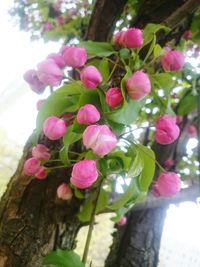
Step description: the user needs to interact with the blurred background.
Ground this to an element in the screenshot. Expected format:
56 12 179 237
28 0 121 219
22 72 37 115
1 1 200 267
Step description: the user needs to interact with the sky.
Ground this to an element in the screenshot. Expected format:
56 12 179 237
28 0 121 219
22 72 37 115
0 0 60 145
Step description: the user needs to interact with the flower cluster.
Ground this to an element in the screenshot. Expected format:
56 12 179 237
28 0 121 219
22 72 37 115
23 25 187 207
23 144 50 179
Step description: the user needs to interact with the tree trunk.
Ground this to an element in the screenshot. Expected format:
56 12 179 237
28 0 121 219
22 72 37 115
105 206 167 267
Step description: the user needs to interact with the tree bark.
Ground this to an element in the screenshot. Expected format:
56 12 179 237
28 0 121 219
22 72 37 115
105 206 167 267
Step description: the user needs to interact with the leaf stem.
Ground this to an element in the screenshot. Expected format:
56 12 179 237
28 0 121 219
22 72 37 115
82 179 103 264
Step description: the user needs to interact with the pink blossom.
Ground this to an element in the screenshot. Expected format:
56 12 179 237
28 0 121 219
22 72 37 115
77 104 100 125
23 157 40 176
152 172 181 197
122 28 143 48
155 115 180 145
35 166 48 180
80 66 103 89
32 144 51 161
47 53 66 68
37 59 63 86
186 125 197 137
43 22 53 32
106 87 123 108
63 47 87 68
164 159 174 169
57 183 73 200
43 116 67 140
161 50 185 72
118 216 127 226
36 99 45 110
113 31 126 46
176 115 183 125
83 125 117 156
23 69 46 94
70 160 98 189
56 16 65 26
126 71 151 100
183 30 192 40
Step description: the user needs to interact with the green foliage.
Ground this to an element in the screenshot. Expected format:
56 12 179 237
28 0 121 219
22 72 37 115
143 23 171 46
78 188 108 222
43 250 85 267
177 93 198 116
107 98 145 125
36 82 82 136
79 41 116 57
60 126 82 165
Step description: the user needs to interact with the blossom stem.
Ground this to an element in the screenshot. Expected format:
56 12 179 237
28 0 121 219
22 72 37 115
82 179 103 264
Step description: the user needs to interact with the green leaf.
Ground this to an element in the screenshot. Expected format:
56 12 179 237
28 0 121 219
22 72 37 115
177 94 197 116
78 188 108 222
108 151 132 173
59 126 82 165
43 250 84 267
119 48 130 59
36 82 82 136
153 44 163 58
79 41 116 57
143 23 171 46
151 73 175 90
96 188 108 213
144 34 156 62
98 58 110 84
78 90 101 109
108 177 141 210
107 98 145 125
137 145 155 191
127 146 144 178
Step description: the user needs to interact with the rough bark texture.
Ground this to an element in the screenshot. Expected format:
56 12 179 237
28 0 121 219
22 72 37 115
105 207 167 267
0 136 82 267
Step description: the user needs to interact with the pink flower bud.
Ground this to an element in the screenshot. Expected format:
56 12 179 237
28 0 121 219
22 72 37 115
126 71 151 100
155 115 180 145
23 157 40 176
43 22 53 32
57 183 73 200
47 53 66 68
43 116 67 140
186 125 197 137
63 47 87 68
77 104 100 125
122 28 143 48
36 99 46 110
118 216 127 226
106 87 123 108
80 66 103 89
152 172 181 197
83 125 117 156
70 160 98 189
35 166 48 180
37 59 63 86
161 50 185 72
32 144 51 161
23 69 46 94
183 30 192 40
176 115 183 125
113 31 126 46
56 16 65 26
164 159 174 169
